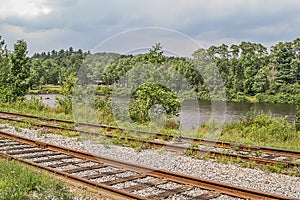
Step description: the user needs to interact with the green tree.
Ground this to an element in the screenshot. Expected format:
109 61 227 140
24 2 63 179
129 83 180 123
0 36 10 100
252 66 269 93
146 43 165 63
2 40 31 101
270 42 295 87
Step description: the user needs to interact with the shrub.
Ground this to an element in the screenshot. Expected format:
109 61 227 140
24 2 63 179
129 83 180 124
296 106 300 131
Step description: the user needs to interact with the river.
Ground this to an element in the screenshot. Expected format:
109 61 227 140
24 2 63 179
26 94 297 129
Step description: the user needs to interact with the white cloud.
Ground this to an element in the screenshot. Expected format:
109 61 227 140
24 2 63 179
0 24 71 53
0 0 52 20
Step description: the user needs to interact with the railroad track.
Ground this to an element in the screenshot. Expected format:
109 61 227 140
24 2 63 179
0 130 295 200
0 111 299 168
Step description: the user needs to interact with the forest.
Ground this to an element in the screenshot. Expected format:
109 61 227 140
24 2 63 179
0 35 300 105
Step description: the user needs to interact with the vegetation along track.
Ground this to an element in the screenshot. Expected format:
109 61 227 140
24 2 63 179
0 111 300 168
0 129 296 200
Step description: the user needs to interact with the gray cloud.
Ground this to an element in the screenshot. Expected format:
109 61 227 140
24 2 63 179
1 0 300 54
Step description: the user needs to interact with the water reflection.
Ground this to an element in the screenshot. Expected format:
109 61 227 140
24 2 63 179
26 94 297 129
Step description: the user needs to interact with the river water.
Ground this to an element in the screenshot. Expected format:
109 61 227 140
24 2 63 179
26 94 297 129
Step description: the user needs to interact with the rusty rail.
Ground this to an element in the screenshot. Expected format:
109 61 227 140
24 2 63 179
0 130 295 200
0 111 299 167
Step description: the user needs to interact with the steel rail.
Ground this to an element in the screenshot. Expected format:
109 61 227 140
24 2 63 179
0 130 295 200
0 111 299 166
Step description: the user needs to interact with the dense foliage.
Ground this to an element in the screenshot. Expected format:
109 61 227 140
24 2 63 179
129 83 180 123
30 47 87 86
0 38 31 101
97 40 300 104
206 40 300 103
0 35 300 105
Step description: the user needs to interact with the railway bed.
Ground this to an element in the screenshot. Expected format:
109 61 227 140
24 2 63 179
0 130 295 200
0 111 299 168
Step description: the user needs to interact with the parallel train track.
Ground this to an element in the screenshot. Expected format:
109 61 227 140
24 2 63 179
0 110 299 168
0 129 295 199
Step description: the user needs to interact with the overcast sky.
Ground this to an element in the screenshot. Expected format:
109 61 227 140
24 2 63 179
1 0 300 55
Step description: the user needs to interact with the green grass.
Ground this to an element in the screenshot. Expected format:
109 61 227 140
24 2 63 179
197 112 300 150
28 84 62 94
0 97 72 121
0 158 74 200
1 96 299 151
221 114 300 150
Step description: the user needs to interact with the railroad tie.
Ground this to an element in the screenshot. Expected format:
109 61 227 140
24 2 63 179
7 148 45 155
21 152 63 160
123 178 169 192
102 174 146 186
82 169 125 180
146 185 193 199
62 163 106 174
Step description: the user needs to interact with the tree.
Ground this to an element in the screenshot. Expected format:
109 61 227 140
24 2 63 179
270 42 295 87
252 67 269 93
0 36 10 100
146 43 165 63
129 83 180 123
2 40 31 101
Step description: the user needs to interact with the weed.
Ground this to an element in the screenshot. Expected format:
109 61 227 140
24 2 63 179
161 134 170 141
129 141 148 152
254 150 263 157
37 131 46 138
211 111 300 150
266 163 284 174
190 143 200 148
0 158 74 199
184 149 196 157
53 129 79 137
0 125 8 129
111 137 125 146
14 126 21 132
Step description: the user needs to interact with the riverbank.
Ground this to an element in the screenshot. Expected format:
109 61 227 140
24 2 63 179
29 84 300 105
0 98 299 150
28 84 62 94
229 92 300 105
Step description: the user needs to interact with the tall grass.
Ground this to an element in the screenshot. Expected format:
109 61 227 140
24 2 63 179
219 111 299 150
0 158 73 200
0 96 72 120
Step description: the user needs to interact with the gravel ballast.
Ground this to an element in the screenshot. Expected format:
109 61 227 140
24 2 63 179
0 124 299 199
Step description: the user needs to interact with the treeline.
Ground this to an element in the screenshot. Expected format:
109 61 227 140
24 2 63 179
95 41 300 104
0 35 300 104
206 40 300 103
30 47 87 85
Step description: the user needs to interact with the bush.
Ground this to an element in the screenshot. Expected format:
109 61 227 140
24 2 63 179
222 111 300 149
94 95 115 125
55 74 75 114
163 118 180 130
26 96 49 111
296 106 300 131
56 95 72 114
96 85 114 95
129 83 180 124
